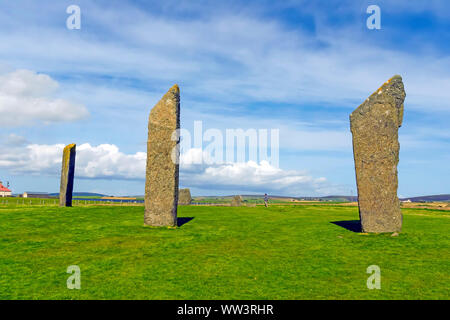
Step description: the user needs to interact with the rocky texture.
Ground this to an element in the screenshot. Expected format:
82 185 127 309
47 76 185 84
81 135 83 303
59 144 76 207
144 85 180 227
350 75 405 233
231 195 244 207
178 188 192 205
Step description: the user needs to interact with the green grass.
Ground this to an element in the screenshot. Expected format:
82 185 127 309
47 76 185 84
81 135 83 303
0 203 448 299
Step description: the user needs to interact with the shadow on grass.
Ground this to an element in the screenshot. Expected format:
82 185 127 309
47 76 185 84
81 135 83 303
331 220 361 233
177 217 195 227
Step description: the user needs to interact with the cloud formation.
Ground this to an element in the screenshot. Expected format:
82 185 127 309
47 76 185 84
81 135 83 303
0 143 337 195
180 148 331 195
1 2 449 113
0 69 89 126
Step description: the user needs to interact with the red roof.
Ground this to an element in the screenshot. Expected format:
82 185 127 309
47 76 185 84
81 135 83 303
0 182 11 192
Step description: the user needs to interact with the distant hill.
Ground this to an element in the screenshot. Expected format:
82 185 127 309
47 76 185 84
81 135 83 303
43 193 449 202
49 192 107 197
239 195 358 201
194 194 449 203
194 194 356 201
400 194 450 202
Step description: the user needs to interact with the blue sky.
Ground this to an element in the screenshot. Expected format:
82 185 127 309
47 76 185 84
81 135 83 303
0 0 448 197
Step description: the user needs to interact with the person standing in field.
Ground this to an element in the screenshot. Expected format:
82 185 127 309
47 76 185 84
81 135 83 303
264 193 269 207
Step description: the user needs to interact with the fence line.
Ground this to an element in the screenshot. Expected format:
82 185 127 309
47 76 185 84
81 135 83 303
0 198 145 207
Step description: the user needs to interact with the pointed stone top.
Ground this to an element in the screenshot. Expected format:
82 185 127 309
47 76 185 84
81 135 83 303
351 75 405 126
374 75 402 94
150 85 180 123
64 143 76 150
169 84 179 94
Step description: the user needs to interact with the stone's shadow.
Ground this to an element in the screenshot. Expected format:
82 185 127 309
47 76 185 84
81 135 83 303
177 217 194 227
331 220 362 233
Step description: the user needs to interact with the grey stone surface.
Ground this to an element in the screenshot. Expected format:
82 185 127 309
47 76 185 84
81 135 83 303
178 188 192 205
350 75 405 233
144 85 180 227
59 143 76 207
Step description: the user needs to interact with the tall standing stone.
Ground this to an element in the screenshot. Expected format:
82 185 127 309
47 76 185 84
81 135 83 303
144 85 180 227
350 75 405 233
59 143 76 207
178 188 192 205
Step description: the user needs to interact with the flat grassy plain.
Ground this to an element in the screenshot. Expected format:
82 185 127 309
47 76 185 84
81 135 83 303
0 202 448 299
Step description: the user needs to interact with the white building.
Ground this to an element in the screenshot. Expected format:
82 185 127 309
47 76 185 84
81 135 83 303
0 181 12 197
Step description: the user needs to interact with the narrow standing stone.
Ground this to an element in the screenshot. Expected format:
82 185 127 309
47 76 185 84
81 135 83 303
59 143 76 207
350 75 405 233
144 85 180 227
178 188 192 205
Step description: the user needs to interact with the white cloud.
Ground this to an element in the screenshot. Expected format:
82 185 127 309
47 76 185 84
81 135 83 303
0 143 145 180
183 159 330 195
75 144 146 180
0 69 89 126
0 144 341 195
179 148 338 195
0 143 64 175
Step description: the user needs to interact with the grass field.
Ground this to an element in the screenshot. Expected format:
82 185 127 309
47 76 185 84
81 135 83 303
0 202 448 299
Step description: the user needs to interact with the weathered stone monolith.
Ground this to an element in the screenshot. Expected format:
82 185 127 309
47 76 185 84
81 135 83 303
178 188 192 205
231 195 243 207
144 85 180 227
350 75 405 233
59 143 76 207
